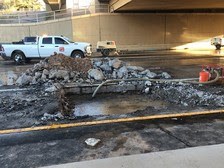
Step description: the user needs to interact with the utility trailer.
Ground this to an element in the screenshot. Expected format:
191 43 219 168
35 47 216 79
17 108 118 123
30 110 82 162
96 40 117 57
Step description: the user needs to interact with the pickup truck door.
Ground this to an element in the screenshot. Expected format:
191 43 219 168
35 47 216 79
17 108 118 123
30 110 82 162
54 37 73 56
38 37 56 57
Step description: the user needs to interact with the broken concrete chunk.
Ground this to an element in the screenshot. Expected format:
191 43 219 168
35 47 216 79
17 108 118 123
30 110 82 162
144 87 150 94
145 81 152 87
100 64 112 73
127 66 144 71
45 85 58 92
41 74 47 81
33 63 43 71
146 71 157 78
130 71 139 78
85 138 101 147
7 71 17 85
16 74 33 86
35 72 42 79
49 69 69 80
111 58 122 69
31 78 38 85
49 69 57 79
117 66 128 79
43 69 49 76
162 72 171 79
70 71 76 79
56 70 69 79
140 69 150 75
112 70 117 79
93 59 102 67
88 69 105 81
41 112 64 121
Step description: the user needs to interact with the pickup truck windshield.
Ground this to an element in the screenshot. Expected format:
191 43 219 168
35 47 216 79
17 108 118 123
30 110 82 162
64 37 74 43
55 37 68 44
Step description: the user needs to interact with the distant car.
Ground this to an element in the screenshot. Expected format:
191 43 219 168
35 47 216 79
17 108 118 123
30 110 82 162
96 40 117 57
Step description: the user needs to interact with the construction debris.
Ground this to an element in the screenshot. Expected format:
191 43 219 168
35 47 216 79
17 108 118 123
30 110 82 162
85 138 101 147
15 53 93 86
1 54 224 129
12 54 171 87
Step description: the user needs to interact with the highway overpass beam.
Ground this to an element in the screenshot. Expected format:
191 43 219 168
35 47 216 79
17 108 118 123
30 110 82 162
109 0 132 12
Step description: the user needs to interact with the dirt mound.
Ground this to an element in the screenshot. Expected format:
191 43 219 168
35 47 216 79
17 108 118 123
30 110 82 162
47 53 92 74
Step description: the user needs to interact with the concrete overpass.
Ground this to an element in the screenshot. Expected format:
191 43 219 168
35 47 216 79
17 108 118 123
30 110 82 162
43 0 224 12
109 0 224 12
1 0 224 51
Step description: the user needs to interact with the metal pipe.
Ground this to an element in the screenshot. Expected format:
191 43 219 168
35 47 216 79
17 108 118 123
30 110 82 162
92 78 197 98
92 70 220 98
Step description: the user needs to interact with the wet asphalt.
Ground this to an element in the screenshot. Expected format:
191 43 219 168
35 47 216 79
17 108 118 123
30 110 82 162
1 49 224 168
1 49 224 79
1 115 224 168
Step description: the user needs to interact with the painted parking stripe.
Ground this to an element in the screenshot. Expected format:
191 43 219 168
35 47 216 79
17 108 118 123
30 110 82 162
0 109 223 135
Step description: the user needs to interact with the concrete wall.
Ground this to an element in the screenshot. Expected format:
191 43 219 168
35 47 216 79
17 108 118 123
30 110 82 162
0 25 30 42
72 13 224 50
72 15 101 47
0 13 224 50
0 18 73 43
29 18 72 38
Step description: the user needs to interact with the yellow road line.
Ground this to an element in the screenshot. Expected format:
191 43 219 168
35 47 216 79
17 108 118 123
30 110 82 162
0 109 224 135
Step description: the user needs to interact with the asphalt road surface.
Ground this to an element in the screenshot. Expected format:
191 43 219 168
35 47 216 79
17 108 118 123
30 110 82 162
1 49 224 79
1 49 224 168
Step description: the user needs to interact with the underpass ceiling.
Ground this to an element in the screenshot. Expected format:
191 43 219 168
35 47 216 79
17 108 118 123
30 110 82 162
112 0 224 12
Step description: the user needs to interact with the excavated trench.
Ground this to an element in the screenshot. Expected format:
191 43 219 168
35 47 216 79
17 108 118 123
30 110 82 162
70 93 168 116
1 54 224 130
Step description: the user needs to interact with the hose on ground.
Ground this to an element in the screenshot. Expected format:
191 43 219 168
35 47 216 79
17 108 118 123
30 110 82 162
92 70 220 98
186 70 220 84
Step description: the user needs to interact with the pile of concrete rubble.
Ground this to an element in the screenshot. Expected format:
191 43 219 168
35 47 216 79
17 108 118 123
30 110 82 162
13 53 171 86
145 82 224 107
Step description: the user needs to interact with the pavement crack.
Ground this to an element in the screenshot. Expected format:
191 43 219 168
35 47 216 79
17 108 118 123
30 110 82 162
157 124 192 147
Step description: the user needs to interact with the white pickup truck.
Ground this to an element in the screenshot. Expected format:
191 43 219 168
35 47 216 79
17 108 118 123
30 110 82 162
0 36 92 63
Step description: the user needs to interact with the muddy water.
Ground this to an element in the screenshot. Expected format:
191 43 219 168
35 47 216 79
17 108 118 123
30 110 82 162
71 94 167 116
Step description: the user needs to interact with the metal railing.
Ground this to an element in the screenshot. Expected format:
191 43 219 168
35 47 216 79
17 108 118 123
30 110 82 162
0 4 109 24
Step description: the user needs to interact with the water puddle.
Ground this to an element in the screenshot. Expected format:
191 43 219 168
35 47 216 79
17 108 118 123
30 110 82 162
69 93 167 116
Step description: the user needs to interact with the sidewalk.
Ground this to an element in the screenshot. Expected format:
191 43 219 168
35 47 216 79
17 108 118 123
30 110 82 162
41 144 224 168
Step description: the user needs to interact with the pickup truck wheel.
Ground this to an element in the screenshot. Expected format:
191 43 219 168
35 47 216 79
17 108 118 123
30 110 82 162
216 44 221 50
101 49 110 57
12 52 26 64
71 51 84 58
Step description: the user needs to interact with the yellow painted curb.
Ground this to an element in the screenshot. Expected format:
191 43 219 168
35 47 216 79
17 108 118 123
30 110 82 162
0 109 224 135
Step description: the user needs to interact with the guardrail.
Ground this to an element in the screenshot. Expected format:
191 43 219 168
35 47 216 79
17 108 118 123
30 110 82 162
0 4 109 24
